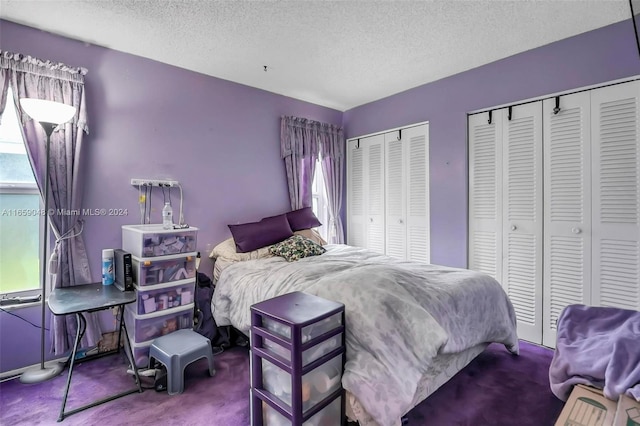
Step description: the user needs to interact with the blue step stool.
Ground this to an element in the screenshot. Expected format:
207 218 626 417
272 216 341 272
149 329 215 395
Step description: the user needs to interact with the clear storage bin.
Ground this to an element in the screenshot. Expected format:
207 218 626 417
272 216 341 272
262 312 342 343
122 224 198 258
261 354 343 412
134 279 195 315
261 397 341 426
261 333 342 367
124 303 194 343
132 253 197 287
127 338 154 368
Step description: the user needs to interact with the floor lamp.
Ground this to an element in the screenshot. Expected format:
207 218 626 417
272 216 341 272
19 98 76 384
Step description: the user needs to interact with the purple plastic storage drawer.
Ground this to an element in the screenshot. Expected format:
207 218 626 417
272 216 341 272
260 353 343 412
261 312 342 343
124 303 194 343
134 279 195 315
261 397 341 426
261 333 342 367
132 253 197 287
122 224 198 258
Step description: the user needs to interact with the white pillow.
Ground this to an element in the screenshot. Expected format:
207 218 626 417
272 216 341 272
209 237 274 261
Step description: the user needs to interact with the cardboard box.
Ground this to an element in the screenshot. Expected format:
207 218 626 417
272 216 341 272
555 384 640 426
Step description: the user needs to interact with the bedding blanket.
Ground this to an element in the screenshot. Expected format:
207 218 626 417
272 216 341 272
212 244 519 426
549 304 640 402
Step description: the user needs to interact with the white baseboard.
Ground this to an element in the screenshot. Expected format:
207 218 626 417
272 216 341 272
0 357 67 382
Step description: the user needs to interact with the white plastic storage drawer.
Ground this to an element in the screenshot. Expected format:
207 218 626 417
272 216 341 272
124 303 194 343
260 333 342 367
262 312 342 343
128 338 154 368
134 279 195 315
261 354 343 413
122 224 198 258
261 397 341 426
132 252 197 287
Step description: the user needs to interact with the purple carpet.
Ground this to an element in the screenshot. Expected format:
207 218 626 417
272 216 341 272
0 341 563 425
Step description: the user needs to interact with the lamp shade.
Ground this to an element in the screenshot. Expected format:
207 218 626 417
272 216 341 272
20 98 76 125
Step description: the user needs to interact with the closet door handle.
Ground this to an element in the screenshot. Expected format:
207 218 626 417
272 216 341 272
399 219 404 224
511 225 517 231
572 227 582 234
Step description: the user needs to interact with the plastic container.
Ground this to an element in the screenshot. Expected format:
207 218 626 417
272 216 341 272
261 354 343 412
260 333 342 367
261 395 342 426
131 252 197 287
262 312 342 343
122 224 198 258
124 303 194 343
127 338 154 368
133 279 195 315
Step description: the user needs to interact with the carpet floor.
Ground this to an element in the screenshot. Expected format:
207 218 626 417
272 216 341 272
0 340 564 425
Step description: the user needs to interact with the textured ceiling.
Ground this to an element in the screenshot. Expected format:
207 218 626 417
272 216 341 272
0 0 633 111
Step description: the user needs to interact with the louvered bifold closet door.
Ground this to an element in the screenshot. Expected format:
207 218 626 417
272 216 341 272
502 103 543 344
405 124 430 263
385 130 406 259
347 138 367 248
542 92 591 348
366 134 386 254
468 111 503 281
591 80 640 311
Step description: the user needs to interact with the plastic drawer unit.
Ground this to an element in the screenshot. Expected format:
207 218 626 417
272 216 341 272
128 338 155 368
131 252 197 287
124 303 194 343
122 224 198 258
250 291 346 426
133 279 195 315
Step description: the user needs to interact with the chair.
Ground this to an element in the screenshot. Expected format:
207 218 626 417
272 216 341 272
148 329 215 395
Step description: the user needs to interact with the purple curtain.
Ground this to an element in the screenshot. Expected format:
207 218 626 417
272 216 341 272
0 51 101 355
280 116 319 209
318 124 345 244
280 116 344 243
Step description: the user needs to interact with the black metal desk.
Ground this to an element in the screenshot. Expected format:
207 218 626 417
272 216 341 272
48 282 142 422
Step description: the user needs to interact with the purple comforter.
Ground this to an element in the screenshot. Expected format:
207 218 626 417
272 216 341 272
549 304 640 402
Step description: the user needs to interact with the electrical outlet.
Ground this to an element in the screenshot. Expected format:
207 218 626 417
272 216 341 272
131 178 179 187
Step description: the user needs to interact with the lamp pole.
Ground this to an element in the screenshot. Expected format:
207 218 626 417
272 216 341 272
19 121 65 383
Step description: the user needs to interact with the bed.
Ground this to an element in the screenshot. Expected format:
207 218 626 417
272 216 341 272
210 241 519 426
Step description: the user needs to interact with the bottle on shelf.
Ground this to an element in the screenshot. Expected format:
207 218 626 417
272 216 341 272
162 202 173 230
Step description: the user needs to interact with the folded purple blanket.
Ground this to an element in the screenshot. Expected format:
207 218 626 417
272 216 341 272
549 304 640 402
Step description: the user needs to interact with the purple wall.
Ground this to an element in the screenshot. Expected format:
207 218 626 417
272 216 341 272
343 19 640 268
0 20 341 373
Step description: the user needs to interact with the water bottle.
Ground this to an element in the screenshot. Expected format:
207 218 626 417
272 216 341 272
102 249 114 285
162 202 173 229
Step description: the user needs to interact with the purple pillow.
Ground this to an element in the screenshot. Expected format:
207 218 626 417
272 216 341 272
228 214 293 253
286 207 322 231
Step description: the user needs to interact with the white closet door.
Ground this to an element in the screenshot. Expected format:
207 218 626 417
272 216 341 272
468 112 503 281
347 138 366 248
405 124 430 263
591 80 640 311
366 134 386 254
542 92 591 348
385 130 406 259
502 103 543 344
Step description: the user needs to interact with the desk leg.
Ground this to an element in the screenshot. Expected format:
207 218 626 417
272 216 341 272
57 312 85 422
119 305 142 392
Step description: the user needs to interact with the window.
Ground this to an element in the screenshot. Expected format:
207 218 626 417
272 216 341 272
311 159 329 241
0 88 41 298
